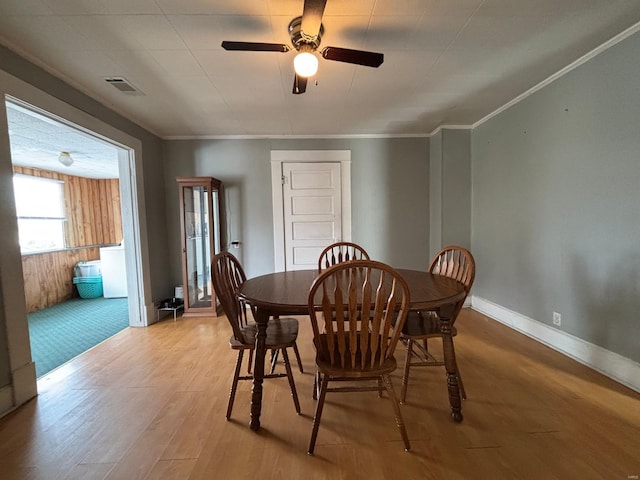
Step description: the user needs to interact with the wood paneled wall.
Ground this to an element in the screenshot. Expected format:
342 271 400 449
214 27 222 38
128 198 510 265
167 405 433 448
13 166 122 247
14 166 123 312
22 247 101 312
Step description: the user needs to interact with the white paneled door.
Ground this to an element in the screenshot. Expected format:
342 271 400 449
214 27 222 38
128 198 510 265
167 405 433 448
282 162 342 270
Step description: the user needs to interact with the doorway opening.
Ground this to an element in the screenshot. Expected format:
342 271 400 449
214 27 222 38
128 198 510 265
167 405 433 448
5 98 140 379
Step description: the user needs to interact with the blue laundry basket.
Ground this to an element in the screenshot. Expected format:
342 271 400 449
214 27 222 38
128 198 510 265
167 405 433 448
73 276 103 298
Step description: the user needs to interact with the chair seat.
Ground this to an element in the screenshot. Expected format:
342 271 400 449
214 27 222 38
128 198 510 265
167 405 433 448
230 317 299 350
401 311 458 338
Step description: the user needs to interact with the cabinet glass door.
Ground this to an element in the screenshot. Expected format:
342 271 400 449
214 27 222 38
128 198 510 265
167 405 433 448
178 176 221 317
182 185 212 309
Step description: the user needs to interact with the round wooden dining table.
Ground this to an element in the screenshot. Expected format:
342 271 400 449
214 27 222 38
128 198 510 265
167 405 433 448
238 268 466 431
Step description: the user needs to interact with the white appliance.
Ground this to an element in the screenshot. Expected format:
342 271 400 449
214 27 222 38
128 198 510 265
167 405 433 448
100 245 127 298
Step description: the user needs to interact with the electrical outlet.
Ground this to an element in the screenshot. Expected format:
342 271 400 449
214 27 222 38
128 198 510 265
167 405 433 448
553 312 562 326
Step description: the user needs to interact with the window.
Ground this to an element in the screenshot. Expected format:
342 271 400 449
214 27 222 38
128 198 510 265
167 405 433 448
13 175 67 253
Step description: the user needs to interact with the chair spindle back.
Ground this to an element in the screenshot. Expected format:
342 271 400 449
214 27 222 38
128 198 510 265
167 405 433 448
308 260 410 370
428 246 476 320
318 242 370 271
211 251 252 343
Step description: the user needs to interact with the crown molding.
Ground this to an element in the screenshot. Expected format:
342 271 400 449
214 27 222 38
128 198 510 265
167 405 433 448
472 20 640 129
162 133 430 140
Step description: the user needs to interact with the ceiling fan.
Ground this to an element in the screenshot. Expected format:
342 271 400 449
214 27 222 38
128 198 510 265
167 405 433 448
221 0 384 94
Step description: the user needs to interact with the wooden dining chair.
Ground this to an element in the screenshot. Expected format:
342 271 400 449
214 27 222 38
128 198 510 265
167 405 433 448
317 241 371 331
317 241 370 271
211 251 301 420
307 260 412 455
400 246 475 403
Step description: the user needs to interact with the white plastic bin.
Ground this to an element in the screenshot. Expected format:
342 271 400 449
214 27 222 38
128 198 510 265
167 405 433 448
74 260 102 277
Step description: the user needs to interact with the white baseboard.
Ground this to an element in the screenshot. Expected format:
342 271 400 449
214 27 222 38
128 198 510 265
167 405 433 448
144 302 158 326
0 385 13 418
471 296 640 393
0 361 38 419
12 361 38 406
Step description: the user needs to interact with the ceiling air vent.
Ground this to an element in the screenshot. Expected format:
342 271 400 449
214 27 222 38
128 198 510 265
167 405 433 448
104 77 144 95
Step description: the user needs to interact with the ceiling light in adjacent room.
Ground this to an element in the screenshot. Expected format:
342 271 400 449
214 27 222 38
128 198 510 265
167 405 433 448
58 151 73 167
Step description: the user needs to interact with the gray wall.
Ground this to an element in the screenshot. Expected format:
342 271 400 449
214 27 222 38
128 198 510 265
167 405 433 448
163 137 430 280
0 276 8 387
441 130 471 249
471 31 640 362
430 129 472 258
429 131 443 257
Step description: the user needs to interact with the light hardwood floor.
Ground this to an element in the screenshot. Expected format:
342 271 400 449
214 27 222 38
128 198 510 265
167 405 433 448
0 309 638 479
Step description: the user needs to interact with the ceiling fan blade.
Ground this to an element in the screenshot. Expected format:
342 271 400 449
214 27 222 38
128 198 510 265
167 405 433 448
292 74 308 95
301 0 327 38
321 47 384 67
221 41 289 52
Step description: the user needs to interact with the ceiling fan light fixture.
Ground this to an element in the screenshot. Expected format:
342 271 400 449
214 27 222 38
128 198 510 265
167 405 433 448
294 52 318 77
58 151 73 167
221 1 383 94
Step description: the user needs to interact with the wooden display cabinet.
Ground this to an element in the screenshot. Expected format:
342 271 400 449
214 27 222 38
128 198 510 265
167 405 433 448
177 176 223 317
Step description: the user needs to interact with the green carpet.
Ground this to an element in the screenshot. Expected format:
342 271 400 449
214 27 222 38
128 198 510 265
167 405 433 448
28 297 129 378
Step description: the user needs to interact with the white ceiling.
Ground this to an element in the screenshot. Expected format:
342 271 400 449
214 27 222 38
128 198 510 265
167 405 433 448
6 102 120 179
1 0 640 141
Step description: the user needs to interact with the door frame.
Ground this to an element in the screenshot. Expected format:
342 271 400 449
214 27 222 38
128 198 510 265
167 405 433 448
271 150 352 272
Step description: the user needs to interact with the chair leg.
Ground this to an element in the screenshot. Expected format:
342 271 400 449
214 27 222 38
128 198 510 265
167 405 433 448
293 341 304 373
247 350 253 374
312 372 318 400
400 339 413 404
271 345 303 374
312 371 322 400
308 372 330 455
281 348 300 414
270 349 279 375
226 350 244 420
382 374 411 452
457 368 467 400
